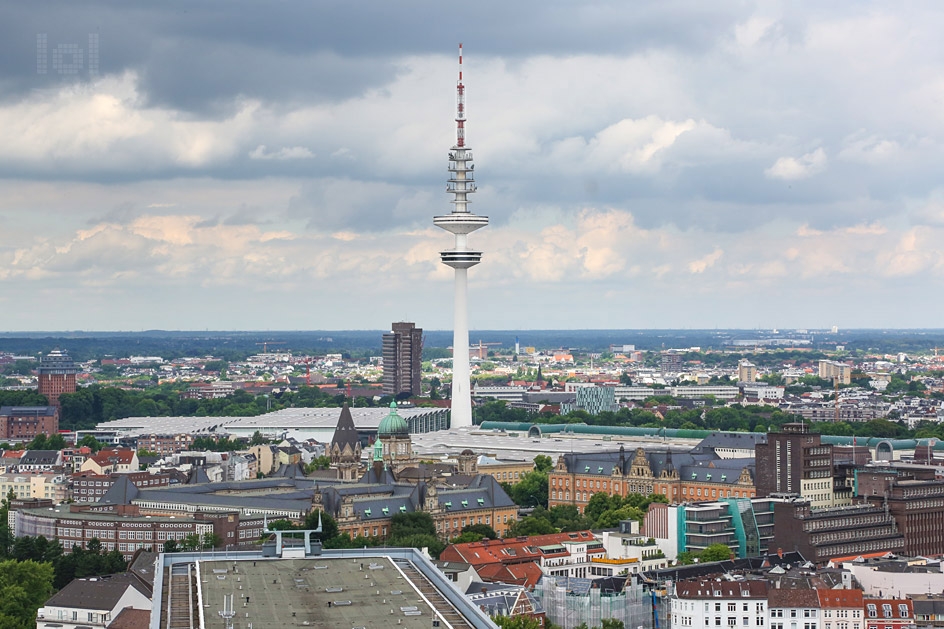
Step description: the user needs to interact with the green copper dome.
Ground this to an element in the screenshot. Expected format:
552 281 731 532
377 401 409 437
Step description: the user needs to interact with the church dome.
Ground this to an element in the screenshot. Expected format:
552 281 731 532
378 401 409 437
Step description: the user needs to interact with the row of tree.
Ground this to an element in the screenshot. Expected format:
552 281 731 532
504 493 669 538
266 510 454 558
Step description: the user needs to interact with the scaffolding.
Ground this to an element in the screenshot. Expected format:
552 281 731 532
534 576 671 629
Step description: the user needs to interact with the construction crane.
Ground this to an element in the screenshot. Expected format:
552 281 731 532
471 340 501 360
255 341 285 354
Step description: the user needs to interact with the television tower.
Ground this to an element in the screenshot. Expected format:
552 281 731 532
434 44 488 429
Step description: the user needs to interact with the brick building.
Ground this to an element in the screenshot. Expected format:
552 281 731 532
857 470 944 557
134 433 194 456
755 423 836 508
548 445 755 513
772 500 905 563
37 349 78 407
0 406 59 440
314 473 519 541
16 503 266 558
71 471 172 503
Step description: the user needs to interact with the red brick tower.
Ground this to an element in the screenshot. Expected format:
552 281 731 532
37 348 78 407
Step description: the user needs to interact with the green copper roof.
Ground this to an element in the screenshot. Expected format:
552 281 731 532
372 438 383 462
377 401 409 437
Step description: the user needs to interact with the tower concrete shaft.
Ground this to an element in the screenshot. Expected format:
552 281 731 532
433 44 488 429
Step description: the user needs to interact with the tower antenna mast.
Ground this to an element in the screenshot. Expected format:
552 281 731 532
456 43 465 148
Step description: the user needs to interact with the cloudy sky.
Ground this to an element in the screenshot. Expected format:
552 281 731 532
1 1 943 331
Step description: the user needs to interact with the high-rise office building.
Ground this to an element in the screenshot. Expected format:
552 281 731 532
755 423 834 508
382 322 423 397
37 348 77 407
819 359 851 384
738 359 757 383
433 44 488 429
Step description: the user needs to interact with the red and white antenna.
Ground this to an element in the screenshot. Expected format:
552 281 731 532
456 43 465 148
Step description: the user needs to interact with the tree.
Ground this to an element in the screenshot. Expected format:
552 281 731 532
494 615 544 629
533 455 553 473
675 551 698 565
180 534 201 551
506 471 548 508
77 434 104 453
450 531 485 544
505 515 556 538
700 543 733 563
387 533 445 559
601 619 625 629
202 532 222 549
250 431 267 446
461 523 498 540
390 512 436 538
0 559 55 628
304 456 331 474
26 434 46 450
162 539 178 553
303 509 339 542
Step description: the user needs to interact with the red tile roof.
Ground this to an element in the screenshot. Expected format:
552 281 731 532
818 589 864 608
864 599 913 620
440 530 599 566
89 448 135 466
477 562 544 588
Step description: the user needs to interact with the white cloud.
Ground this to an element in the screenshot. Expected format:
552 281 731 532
765 148 827 180
688 249 723 274
249 145 314 160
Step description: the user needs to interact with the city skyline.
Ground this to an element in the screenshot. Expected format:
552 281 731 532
1 3 944 330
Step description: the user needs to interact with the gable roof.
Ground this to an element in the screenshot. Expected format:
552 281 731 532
90 449 135 466
675 579 768 599
769 588 821 608
817 589 864 608
43 574 149 611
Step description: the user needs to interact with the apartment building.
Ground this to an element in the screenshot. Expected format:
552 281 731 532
134 433 195 456
672 579 769 629
643 497 787 560
0 473 68 503
820 360 852 385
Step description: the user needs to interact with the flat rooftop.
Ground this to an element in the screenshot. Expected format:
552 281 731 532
198 556 441 629
95 406 445 437
409 427 697 460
